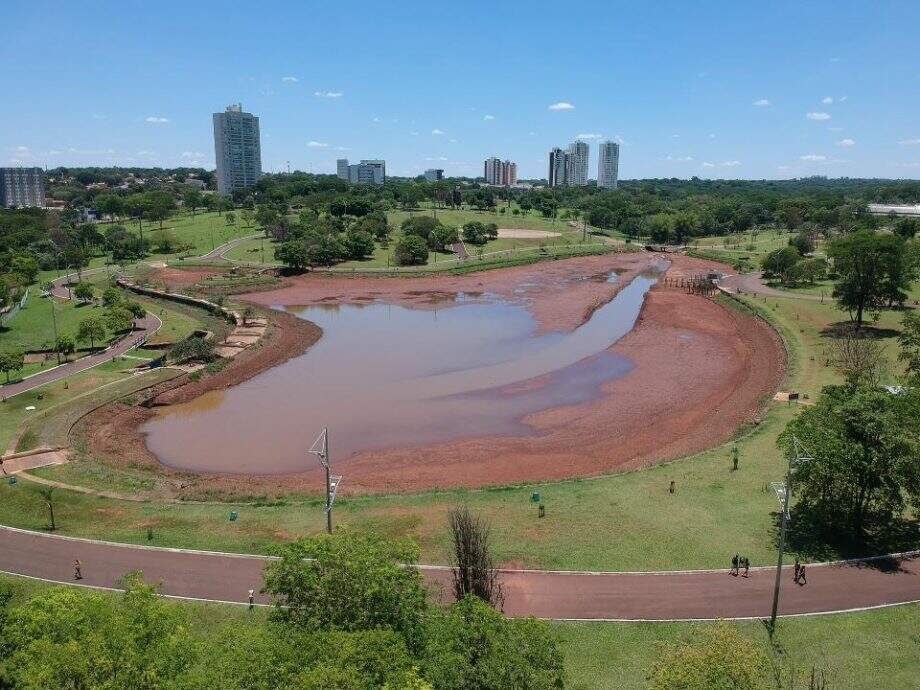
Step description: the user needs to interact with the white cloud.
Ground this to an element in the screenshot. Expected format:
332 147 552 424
708 133 716 139
828 126 844 132
425 156 448 161
701 162 716 168
722 160 741 167
806 112 831 121
431 128 444 135
836 138 855 147
181 151 205 159
777 165 792 171
839 96 848 102
145 116 169 123
91 113 107 120
896 162 920 168
282 76 298 82
15 145 29 153
548 101 575 111
576 133 604 140
313 90 343 99
752 99 771 107
483 114 495 121
665 155 694 162
410 131 419 136
800 154 827 161
821 96 833 104
899 138 920 146
306 141 328 148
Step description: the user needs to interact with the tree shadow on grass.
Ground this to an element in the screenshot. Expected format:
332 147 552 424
769 506 920 571
820 321 900 339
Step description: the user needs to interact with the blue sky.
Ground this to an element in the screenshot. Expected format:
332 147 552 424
2 1 919 180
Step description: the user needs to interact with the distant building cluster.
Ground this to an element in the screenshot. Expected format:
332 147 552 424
0 167 45 208
483 157 517 186
337 158 386 185
548 140 618 188
548 141 588 187
424 168 444 182
213 104 262 196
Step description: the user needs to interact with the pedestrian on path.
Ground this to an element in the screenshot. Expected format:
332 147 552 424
798 565 807 585
73 559 82 580
731 553 739 576
742 556 750 578
248 589 255 610
793 558 801 583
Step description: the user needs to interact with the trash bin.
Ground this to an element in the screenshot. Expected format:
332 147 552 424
229 510 238 522
531 492 541 503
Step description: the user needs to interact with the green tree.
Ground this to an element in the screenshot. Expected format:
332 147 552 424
647 623 771 690
104 305 136 333
95 193 125 220
77 314 107 350
789 231 815 255
429 225 459 252
263 530 429 653
305 233 345 267
461 222 489 245
10 254 39 285
183 189 204 216
761 246 801 284
894 217 918 240
424 596 565 690
240 209 255 228
0 350 25 383
55 334 76 361
394 234 429 266
828 230 911 328
101 286 122 307
169 336 215 363
225 211 236 225
72 281 95 303
275 240 309 271
898 310 920 380
402 216 440 242
343 229 376 260
778 383 920 541
124 300 146 319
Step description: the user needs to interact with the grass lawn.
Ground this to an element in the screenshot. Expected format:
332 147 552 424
0 572 916 689
0 290 118 353
120 211 256 260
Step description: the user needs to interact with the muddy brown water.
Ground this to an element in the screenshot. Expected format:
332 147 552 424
142 271 660 475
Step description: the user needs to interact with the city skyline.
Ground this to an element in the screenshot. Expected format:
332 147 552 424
2 2 920 180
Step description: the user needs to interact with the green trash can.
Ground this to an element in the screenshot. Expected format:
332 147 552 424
229 510 239 522
531 492 541 503
8 476 17 486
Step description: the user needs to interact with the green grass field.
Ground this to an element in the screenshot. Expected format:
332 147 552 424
0 572 916 690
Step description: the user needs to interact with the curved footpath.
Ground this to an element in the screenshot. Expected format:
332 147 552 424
1 526 917 621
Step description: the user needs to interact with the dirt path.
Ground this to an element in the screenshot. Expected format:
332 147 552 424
1 525 917 620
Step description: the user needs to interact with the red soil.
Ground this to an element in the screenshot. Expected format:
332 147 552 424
147 266 220 291
79 252 786 499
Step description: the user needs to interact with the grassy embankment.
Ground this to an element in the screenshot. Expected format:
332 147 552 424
0 572 916 690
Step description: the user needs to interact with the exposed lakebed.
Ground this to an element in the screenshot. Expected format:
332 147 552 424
142 270 660 474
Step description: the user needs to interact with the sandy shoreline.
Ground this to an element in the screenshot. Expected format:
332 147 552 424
76 252 785 499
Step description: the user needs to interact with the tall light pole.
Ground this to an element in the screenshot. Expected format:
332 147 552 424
308 427 342 534
768 435 812 632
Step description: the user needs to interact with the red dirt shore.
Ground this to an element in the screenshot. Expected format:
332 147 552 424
78 252 785 498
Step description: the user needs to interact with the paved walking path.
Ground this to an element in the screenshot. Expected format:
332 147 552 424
0 313 161 399
1 526 917 620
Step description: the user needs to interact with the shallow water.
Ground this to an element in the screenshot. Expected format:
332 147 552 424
142 271 659 474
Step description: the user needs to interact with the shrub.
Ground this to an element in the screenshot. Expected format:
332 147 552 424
168 336 215 364
394 235 429 266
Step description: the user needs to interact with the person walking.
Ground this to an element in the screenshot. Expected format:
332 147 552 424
793 557 801 583
73 559 82 581
742 556 750 578
248 589 255 610
731 553 739 576
798 564 807 585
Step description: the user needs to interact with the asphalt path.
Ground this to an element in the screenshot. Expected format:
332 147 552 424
1 526 917 621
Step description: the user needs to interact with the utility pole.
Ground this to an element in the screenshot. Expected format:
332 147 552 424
49 292 60 364
308 427 342 534
769 435 812 632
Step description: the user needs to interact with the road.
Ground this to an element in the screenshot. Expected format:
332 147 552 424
1 526 917 620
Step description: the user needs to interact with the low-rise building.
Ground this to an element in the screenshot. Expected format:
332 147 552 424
425 168 444 182
337 158 386 185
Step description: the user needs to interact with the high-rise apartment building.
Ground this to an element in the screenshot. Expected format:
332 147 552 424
338 159 386 185
424 168 444 182
567 141 589 186
483 157 517 186
0 167 45 207
213 104 262 196
548 141 590 187
597 141 620 189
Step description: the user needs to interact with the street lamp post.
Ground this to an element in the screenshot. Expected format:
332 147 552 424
768 435 812 632
308 427 342 534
